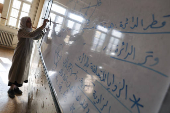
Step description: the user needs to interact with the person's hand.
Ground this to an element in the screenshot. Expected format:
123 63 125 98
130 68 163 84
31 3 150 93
40 19 49 30
43 19 49 27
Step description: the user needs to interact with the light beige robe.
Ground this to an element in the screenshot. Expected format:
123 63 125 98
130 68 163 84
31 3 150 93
8 28 43 86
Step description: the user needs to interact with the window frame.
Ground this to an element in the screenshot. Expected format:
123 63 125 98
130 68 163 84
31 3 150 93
49 9 67 32
66 12 84 35
47 3 67 38
7 0 33 28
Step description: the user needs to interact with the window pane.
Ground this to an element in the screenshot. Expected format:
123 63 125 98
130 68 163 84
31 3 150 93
107 43 112 49
95 31 101 38
74 23 81 31
10 8 19 18
49 23 54 30
49 13 56 21
55 16 64 32
93 38 99 44
112 30 122 38
12 0 21 9
113 38 119 45
49 23 61 33
72 23 81 35
55 25 62 32
20 12 28 19
48 30 52 38
98 40 104 45
8 17 17 27
100 33 106 40
72 31 78 35
68 13 84 23
0 0 4 4
91 44 97 51
97 25 108 33
51 4 66 15
67 20 74 29
22 3 30 13
56 16 64 24
110 37 115 43
111 45 117 50
25 0 33 2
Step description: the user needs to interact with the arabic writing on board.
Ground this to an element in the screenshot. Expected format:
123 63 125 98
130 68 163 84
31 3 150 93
43 0 170 113
83 14 170 34
52 43 157 113
51 36 169 112
67 0 170 34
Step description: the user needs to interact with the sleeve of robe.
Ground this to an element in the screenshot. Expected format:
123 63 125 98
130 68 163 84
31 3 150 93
18 27 43 39
33 32 44 40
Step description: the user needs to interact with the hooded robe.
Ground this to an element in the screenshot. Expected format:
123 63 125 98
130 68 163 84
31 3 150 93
8 16 43 87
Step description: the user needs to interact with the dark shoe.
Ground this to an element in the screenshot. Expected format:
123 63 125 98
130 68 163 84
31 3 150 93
14 87 22 95
7 89 15 99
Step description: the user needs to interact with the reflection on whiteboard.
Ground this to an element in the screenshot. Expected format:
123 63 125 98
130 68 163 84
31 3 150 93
39 0 170 113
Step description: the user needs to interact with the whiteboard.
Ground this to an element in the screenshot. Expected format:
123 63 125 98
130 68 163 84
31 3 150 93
39 0 170 112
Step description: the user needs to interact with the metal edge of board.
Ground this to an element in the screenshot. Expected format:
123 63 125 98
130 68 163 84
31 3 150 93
36 39 63 113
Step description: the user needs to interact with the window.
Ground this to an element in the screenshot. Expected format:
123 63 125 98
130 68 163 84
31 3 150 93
68 13 84 23
48 3 84 38
48 4 66 37
91 25 107 52
97 25 108 33
0 0 4 4
66 12 83 35
112 30 122 38
106 37 119 55
91 31 106 52
66 19 81 35
51 4 66 15
106 30 122 55
8 0 32 28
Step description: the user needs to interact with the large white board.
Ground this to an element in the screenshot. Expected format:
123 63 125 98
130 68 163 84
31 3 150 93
39 0 170 112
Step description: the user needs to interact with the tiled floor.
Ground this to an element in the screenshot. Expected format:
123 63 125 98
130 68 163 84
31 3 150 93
0 46 29 113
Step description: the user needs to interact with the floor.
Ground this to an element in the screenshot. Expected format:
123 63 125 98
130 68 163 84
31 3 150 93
0 45 57 113
0 46 29 113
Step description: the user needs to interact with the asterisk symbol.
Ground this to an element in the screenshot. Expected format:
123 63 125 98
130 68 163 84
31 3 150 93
129 94 144 113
